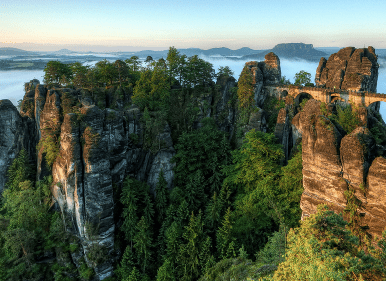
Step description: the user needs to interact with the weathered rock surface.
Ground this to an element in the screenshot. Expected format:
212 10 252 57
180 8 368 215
0 84 177 280
340 127 375 201
260 52 281 86
214 75 237 139
274 107 292 162
366 157 386 236
244 52 281 108
296 100 386 237
315 46 379 92
0 99 37 193
296 100 346 218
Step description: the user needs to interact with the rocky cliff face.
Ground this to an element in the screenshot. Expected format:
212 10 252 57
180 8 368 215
315 46 379 92
294 99 386 238
244 52 281 108
0 84 177 280
0 73 239 279
0 99 37 193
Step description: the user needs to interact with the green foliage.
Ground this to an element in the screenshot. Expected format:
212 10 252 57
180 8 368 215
263 95 286 132
37 117 61 168
177 211 211 281
134 216 153 273
200 256 275 281
293 70 311 86
217 66 234 78
172 118 231 212
0 151 65 280
216 208 236 259
132 67 170 111
273 205 385 280
222 130 284 256
155 171 169 224
330 103 362 134
141 108 168 153
156 259 176 281
44 61 72 86
279 76 291 85
277 145 303 228
255 227 286 266
79 261 94 280
237 66 255 125
5 149 34 192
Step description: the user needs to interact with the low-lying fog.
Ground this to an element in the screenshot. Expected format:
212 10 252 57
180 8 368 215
1 57 385 121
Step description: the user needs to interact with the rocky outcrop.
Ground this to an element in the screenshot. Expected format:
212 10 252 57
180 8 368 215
296 100 386 238
367 157 386 236
214 75 237 139
274 107 292 162
260 52 281 86
244 53 281 108
295 100 347 218
0 99 37 193
0 83 177 280
315 46 379 92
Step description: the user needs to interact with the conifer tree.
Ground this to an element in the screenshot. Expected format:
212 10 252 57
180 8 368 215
155 170 169 224
121 178 139 249
134 216 153 274
126 266 141 281
177 211 210 281
117 246 136 279
156 259 176 281
216 208 236 259
5 148 33 192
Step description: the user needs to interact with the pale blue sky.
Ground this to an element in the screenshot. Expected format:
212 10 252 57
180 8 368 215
1 0 386 51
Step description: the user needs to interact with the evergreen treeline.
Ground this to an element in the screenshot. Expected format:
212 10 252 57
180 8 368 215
1 47 385 280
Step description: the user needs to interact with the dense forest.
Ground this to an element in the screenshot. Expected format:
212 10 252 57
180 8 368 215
1 47 386 280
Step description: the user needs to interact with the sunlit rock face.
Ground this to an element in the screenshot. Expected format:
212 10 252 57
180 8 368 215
260 52 281 86
295 100 386 238
315 46 378 92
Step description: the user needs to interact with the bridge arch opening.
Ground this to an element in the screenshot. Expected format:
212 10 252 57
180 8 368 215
331 96 345 103
280 90 288 100
294 92 313 109
368 101 386 148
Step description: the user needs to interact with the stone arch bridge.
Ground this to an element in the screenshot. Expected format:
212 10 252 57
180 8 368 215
265 85 386 107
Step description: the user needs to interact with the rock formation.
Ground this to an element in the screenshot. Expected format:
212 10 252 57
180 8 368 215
0 99 37 193
0 73 240 279
295 99 386 238
0 81 178 279
315 46 379 92
244 53 281 108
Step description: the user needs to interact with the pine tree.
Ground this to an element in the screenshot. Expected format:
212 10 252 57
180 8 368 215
126 266 140 281
121 178 139 249
155 170 169 224
177 211 210 281
117 246 136 279
5 148 33 192
133 216 153 274
216 208 236 259
156 259 176 281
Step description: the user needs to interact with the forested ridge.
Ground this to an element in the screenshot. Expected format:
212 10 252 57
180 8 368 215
1 47 386 280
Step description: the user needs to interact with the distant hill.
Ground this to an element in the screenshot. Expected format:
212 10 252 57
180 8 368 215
128 47 261 59
51 49 76 55
242 43 327 61
0 47 35 56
